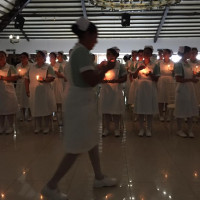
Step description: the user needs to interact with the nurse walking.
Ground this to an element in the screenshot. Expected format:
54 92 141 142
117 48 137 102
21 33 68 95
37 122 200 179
41 17 117 200
0 51 18 134
174 46 199 138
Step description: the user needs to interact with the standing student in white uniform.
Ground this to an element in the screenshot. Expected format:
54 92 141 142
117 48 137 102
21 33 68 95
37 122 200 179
25 51 56 134
157 49 174 121
100 47 127 137
50 52 65 126
0 51 18 134
174 46 199 138
132 47 160 137
16 52 32 121
125 50 137 105
41 17 117 200
128 49 144 107
188 47 200 104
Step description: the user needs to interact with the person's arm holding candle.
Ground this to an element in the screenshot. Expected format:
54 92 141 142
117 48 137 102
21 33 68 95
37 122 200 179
132 64 145 79
0 65 18 82
38 65 55 83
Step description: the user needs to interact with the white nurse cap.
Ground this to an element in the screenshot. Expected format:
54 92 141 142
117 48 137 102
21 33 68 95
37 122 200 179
76 17 90 31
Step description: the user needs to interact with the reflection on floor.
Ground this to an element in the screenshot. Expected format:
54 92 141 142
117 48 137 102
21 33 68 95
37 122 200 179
0 109 200 200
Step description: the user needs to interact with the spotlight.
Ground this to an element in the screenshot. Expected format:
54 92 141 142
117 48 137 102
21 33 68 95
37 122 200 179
9 35 20 44
121 13 130 27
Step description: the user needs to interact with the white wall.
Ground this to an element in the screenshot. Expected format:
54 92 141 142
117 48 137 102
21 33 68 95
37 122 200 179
0 37 200 54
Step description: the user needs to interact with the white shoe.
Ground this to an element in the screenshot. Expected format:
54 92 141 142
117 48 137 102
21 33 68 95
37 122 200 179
115 130 120 137
93 176 118 188
146 129 152 137
43 128 49 134
5 127 14 134
159 116 164 122
138 129 144 137
188 131 194 138
34 129 40 134
41 185 68 200
177 130 187 138
102 130 109 137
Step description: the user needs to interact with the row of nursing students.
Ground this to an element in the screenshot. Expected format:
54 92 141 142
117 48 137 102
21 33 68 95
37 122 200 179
99 47 127 137
24 51 56 134
0 51 18 134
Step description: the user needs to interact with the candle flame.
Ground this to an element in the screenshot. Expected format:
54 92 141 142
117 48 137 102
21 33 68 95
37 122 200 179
36 75 39 80
104 70 115 80
1 193 5 199
140 68 148 74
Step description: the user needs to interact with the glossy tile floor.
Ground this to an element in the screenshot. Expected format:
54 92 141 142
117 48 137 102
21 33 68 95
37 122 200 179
0 110 200 200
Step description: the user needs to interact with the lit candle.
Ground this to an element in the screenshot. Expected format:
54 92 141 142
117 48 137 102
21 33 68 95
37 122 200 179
36 75 40 80
140 68 149 75
196 65 199 73
18 68 22 75
1 193 5 199
104 70 115 80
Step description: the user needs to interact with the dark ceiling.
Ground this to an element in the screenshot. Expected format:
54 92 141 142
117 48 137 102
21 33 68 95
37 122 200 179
0 0 200 43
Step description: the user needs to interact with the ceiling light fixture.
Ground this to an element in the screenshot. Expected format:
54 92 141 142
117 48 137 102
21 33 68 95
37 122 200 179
88 0 181 11
9 35 20 44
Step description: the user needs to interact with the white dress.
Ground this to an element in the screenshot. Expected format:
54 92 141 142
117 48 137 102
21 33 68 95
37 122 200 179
174 61 198 118
28 63 56 117
99 62 126 115
188 59 200 104
52 62 64 104
0 63 18 115
63 43 99 154
16 62 31 108
128 60 138 105
157 60 174 103
134 61 159 115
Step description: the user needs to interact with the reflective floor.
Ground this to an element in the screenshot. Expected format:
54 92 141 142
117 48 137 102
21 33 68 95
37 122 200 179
0 110 200 200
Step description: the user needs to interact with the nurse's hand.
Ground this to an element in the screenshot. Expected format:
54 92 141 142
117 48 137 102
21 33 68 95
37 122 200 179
38 77 44 82
17 75 22 79
107 60 115 70
98 61 108 69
